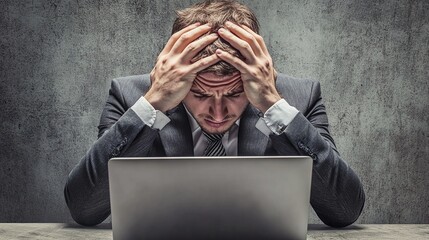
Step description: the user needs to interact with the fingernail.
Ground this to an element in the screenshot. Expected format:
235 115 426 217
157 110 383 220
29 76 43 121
225 21 232 27
216 49 222 54
218 28 224 33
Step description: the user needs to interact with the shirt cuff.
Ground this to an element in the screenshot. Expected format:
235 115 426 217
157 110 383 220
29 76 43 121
130 96 170 130
262 99 299 135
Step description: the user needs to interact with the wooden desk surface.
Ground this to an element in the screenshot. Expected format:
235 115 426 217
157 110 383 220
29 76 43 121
0 223 427 239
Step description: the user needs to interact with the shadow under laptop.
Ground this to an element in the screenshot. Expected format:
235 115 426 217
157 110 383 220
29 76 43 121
63 222 112 230
62 223 365 232
308 224 365 231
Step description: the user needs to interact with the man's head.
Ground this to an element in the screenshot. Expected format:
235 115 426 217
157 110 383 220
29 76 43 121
172 0 259 75
175 0 260 134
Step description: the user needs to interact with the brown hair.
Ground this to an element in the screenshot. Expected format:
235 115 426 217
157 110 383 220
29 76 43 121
172 0 260 75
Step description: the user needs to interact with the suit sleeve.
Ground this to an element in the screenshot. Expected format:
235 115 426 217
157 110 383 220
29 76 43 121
64 78 158 226
270 81 365 228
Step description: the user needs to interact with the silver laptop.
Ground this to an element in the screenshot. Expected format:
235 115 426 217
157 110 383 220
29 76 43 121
108 156 312 240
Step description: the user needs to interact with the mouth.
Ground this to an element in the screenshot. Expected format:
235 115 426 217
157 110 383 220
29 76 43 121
204 118 229 128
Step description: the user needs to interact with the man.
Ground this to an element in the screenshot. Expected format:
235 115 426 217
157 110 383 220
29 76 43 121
64 0 365 228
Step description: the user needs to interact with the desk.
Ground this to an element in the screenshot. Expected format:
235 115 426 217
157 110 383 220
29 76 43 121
0 224 427 239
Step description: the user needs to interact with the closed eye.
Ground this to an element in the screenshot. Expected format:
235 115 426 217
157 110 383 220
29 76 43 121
191 91 211 99
194 94 210 99
190 89 210 99
225 91 244 98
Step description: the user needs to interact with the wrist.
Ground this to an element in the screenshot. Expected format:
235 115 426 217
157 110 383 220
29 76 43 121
258 94 282 113
144 91 168 113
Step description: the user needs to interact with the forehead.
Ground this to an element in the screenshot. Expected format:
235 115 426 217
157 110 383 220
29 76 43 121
193 72 242 92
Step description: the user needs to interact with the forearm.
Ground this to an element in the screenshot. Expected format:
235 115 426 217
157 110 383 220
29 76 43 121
272 113 365 227
64 108 157 226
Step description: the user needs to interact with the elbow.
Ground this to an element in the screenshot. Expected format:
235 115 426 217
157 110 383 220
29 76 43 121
322 209 362 228
70 212 105 227
321 188 366 228
64 182 108 227
65 200 108 227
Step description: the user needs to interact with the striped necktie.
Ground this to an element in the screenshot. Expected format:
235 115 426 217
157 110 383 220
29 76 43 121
203 132 226 156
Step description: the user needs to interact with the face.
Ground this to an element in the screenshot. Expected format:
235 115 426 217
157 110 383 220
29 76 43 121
183 71 249 134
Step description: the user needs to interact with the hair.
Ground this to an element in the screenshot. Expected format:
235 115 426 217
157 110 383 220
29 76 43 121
172 0 260 75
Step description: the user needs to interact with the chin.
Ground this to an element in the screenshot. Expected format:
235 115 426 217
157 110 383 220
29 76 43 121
202 128 229 135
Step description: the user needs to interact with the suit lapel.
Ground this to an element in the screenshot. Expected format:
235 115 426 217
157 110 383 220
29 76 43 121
159 104 194 156
238 105 269 156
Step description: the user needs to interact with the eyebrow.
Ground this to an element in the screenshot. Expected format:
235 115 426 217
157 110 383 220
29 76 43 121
190 89 210 95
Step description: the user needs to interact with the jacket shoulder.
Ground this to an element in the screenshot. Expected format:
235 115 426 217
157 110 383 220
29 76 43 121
112 74 151 90
276 73 321 113
110 74 151 108
276 73 318 91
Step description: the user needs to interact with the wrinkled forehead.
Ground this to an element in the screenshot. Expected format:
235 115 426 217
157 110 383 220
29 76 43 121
193 71 242 92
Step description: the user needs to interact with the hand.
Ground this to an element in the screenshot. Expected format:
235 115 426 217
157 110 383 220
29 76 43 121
145 23 220 112
216 21 281 113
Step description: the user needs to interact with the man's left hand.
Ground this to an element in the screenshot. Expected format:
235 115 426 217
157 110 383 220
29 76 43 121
216 21 281 113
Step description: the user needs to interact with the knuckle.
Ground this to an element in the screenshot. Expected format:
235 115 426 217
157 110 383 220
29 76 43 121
198 59 207 67
200 58 211 66
171 32 181 40
186 43 197 52
256 60 271 74
255 34 263 42
250 69 259 77
259 65 269 75
233 58 241 65
241 42 250 50
160 62 173 72
172 68 185 76
247 34 256 42
263 60 271 68
180 33 191 42
157 56 168 64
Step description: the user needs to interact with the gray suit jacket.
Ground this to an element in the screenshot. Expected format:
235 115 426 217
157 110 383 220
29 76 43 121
64 73 365 228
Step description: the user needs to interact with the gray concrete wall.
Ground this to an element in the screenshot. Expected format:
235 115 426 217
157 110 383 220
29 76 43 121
0 0 428 224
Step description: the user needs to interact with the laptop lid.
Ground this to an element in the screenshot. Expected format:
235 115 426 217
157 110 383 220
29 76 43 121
108 156 312 240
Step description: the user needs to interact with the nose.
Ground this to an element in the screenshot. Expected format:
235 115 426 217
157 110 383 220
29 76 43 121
209 96 227 121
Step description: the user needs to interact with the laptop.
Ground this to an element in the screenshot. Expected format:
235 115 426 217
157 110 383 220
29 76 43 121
108 156 313 240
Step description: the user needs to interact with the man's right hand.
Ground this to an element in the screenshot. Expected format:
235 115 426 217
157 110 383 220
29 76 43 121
144 23 220 113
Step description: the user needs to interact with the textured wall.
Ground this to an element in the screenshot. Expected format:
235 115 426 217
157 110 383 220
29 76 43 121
0 0 428 224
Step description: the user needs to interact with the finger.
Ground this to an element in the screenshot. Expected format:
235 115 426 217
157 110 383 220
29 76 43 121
241 24 270 56
160 22 201 56
170 23 212 54
224 21 264 57
181 33 219 63
218 27 256 63
189 53 221 73
215 49 249 73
